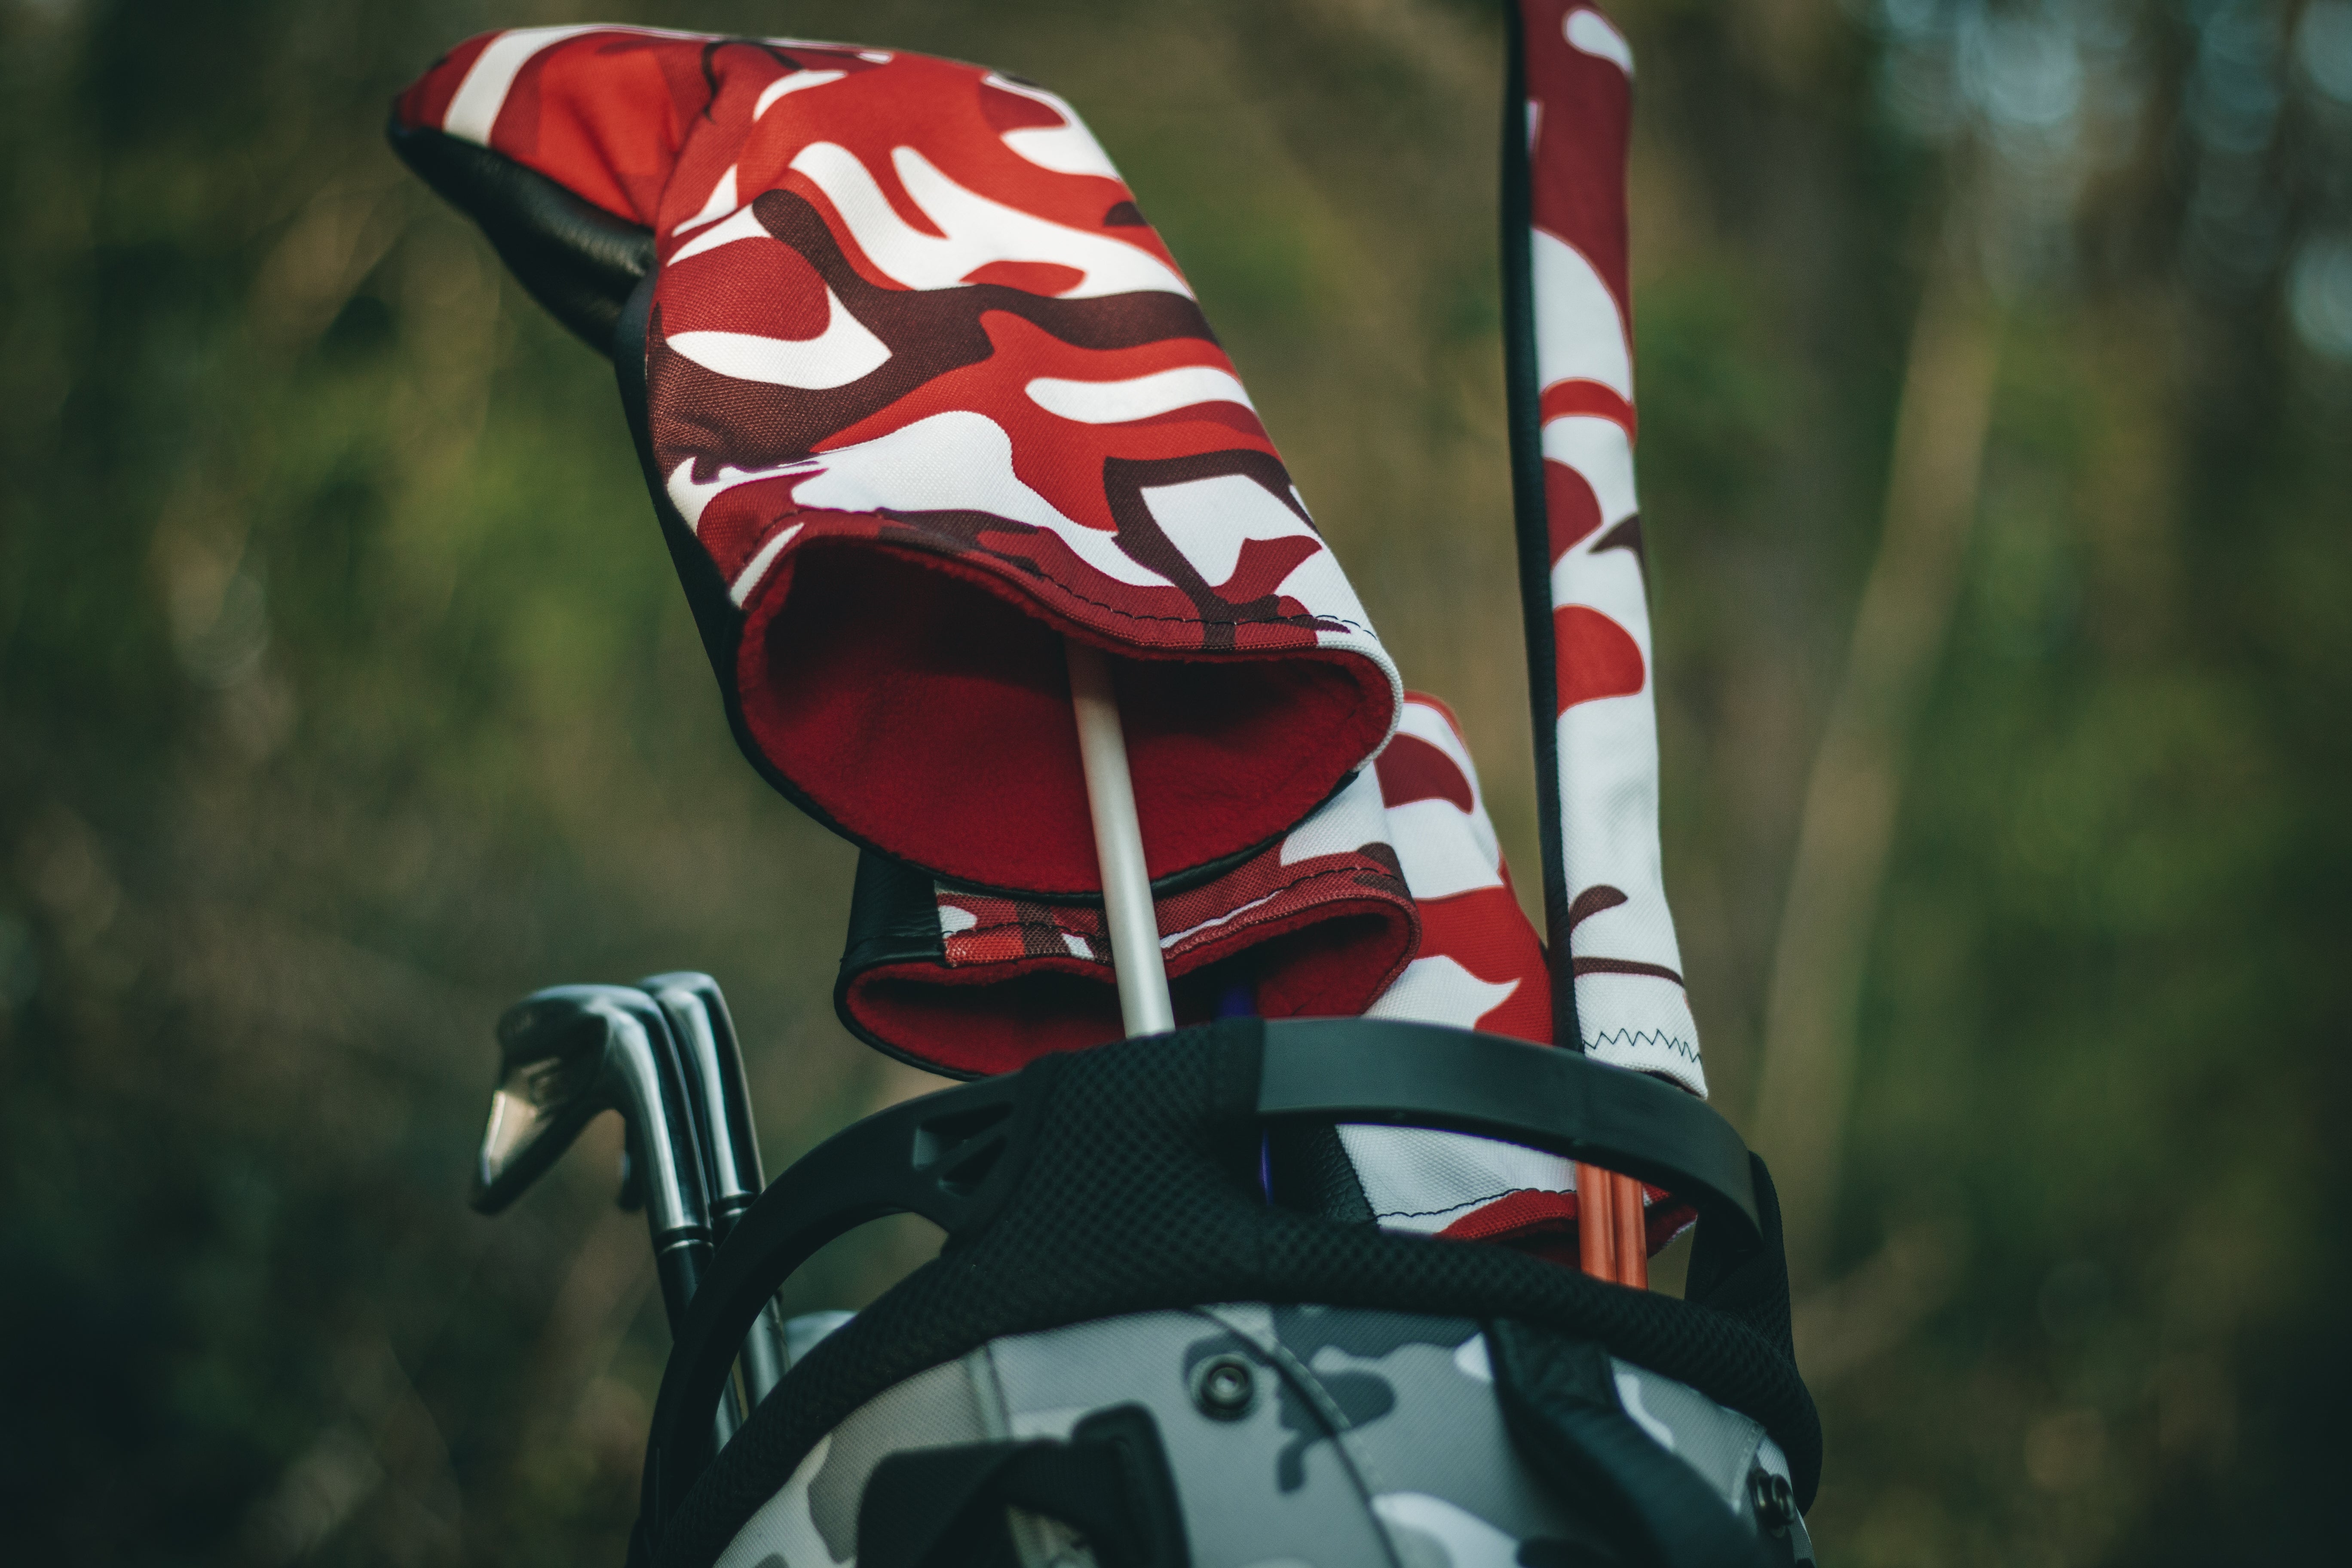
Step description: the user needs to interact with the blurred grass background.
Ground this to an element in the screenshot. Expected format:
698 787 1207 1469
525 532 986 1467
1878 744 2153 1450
3 0 2349 1562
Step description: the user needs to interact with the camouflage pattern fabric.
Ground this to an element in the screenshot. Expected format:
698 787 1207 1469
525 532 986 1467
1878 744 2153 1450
712 1305 1811 1568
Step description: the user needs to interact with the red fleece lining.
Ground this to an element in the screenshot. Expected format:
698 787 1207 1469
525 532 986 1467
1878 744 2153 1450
848 910 1408 1077
740 542 1388 894
851 966 1118 1075
849 962 1263 1077
1248 913 1397 1017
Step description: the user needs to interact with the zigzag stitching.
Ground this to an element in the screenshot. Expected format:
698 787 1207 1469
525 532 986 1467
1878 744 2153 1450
1581 1027 1703 1064
1367 1187 1538 1222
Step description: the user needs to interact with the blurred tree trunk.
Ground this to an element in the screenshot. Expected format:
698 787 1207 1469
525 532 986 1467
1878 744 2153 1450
1750 207 2001 1282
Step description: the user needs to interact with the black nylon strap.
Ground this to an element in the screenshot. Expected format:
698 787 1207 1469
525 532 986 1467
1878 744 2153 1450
1488 1319 1773 1568
640 1065 1043 1528
858 1405 1187 1568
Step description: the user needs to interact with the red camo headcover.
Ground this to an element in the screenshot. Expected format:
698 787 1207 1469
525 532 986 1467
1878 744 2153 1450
1513 4 1705 1093
391 29 1402 896
1319 4 1694 1262
839 766 1416 1076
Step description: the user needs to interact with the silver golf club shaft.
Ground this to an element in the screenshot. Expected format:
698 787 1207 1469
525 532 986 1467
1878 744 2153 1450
640 974 789 1407
597 1001 743 1457
1067 640 1174 1037
590 998 721 1360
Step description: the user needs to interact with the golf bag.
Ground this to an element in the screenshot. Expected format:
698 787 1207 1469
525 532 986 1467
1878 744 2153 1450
640 1018 1816 1568
393 6 1822 1565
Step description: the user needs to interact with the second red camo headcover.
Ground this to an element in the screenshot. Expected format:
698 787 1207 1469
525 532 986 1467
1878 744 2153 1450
394 31 1398 897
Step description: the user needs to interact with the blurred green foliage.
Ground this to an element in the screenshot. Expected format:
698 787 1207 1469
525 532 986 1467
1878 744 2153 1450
2 1 2346 1565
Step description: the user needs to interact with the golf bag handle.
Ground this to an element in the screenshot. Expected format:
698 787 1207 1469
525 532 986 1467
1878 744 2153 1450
638 1016 1763 1542
1253 1018 1758 1237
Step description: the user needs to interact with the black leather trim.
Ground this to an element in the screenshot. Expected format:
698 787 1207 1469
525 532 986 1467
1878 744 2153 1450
385 121 653 353
1499 3 1581 1050
842 851 952 974
832 851 959 1067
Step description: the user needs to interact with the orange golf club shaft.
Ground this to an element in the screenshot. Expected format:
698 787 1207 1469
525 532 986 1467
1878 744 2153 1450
1613 1169 1648 1289
1577 1162 1617 1281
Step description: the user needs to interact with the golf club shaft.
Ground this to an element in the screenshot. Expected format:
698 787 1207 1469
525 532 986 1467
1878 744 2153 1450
652 1228 712 1330
1612 1170 1648 1289
1068 639 1174 1038
710 1190 787 1406
649 1226 745 1450
1575 1164 1615 1280
605 996 737 1443
641 977 790 1407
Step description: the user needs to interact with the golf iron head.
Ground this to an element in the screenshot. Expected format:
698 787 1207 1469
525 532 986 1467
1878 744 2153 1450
475 984 715 1324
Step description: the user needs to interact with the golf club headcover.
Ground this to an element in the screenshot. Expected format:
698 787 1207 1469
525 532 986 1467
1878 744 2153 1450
389 29 1401 897
836 760 1417 1076
839 693 1550 1074
1505 4 1706 1092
